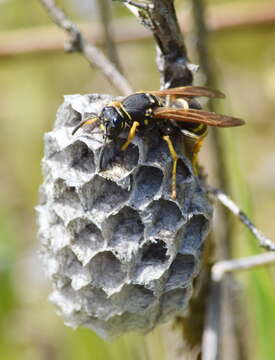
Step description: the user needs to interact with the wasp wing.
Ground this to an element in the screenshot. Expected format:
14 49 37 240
153 108 245 127
150 86 225 99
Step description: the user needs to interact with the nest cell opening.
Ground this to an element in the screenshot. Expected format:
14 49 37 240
147 199 183 233
141 239 169 264
54 179 80 208
100 139 139 172
88 251 127 294
69 141 95 173
179 214 209 252
105 206 144 254
130 166 163 207
68 218 105 265
165 253 195 291
79 175 129 213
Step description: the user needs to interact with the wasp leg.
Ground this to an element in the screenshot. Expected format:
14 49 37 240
190 132 207 174
162 135 179 199
180 124 208 175
121 121 139 151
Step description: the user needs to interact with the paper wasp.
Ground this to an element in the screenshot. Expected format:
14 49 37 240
72 86 245 199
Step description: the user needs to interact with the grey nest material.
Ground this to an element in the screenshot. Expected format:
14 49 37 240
37 93 212 339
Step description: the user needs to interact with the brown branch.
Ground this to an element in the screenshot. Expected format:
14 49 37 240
146 0 194 87
116 0 194 87
39 0 132 95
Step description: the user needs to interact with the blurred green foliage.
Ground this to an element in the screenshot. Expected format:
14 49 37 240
0 0 275 359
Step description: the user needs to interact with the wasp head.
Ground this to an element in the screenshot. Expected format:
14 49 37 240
101 106 125 139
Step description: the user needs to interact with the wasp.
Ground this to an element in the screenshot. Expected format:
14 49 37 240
72 86 245 199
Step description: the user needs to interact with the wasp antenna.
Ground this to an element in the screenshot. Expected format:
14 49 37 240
71 117 99 135
72 119 89 135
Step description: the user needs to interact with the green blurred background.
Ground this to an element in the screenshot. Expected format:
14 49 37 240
0 0 275 359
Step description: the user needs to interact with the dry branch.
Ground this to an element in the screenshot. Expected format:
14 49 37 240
212 252 275 282
40 0 132 95
117 0 194 87
208 186 275 252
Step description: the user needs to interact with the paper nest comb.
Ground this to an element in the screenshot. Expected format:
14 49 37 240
37 93 212 339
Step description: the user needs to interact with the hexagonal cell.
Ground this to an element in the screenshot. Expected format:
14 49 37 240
165 254 195 291
103 206 144 260
132 239 170 287
178 214 209 253
143 199 183 234
145 134 170 167
87 251 127 295
56 246 81 273
110 284 155 314
129 166 163 207
52 179 83 221
53 179 79 204
69 141 95 173
56 247 92 291
159 287 189 322
50 141 95 184
78 175 129 218
68 218 105 265
141 239 169 264
55 102 82 128
99 139 139 173
79 286 115 321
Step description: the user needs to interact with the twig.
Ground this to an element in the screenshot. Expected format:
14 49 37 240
201 280 222 360
208 186 275 252
40 0 132 95
96 0 123 73
115 0 151 11
115 0 194 88
212 252 275 282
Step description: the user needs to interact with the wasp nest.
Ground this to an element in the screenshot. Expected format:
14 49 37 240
37 94 212 339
